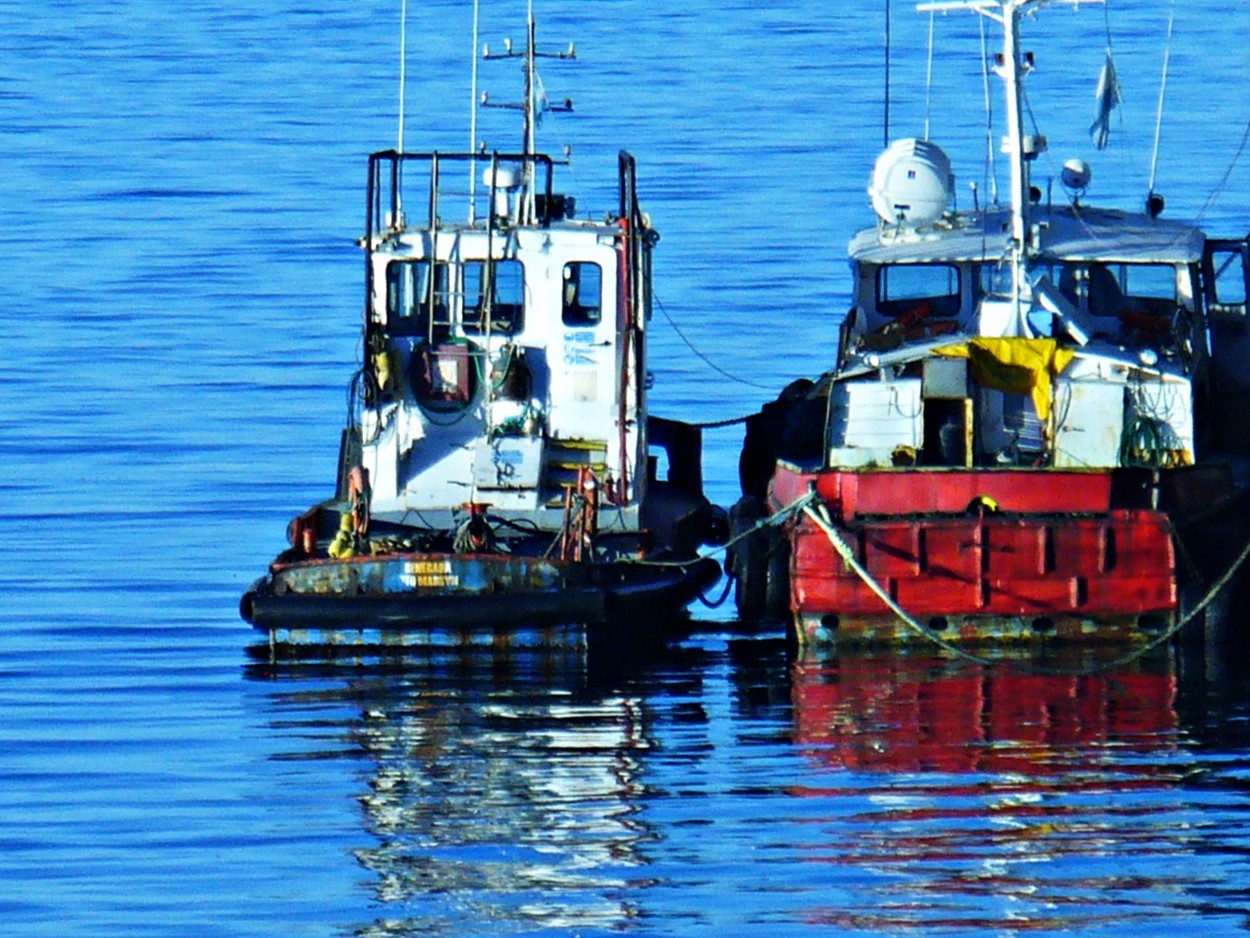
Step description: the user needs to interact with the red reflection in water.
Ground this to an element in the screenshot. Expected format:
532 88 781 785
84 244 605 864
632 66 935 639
792 653 1178 774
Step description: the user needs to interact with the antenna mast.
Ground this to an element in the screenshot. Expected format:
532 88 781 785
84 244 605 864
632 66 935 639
884 0 891 148
469 0 481 223
1147 0 1175 215
919 0 1100 320
480 5 575 222
397 0 408 153
524 6 537 160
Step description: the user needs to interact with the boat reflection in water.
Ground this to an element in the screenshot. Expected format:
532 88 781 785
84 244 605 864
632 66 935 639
254 639 676 936
792 650 1179 773
787 648 1194 933
251 635 1245 934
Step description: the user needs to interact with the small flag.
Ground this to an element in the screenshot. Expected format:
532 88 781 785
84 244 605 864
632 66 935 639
1090 48 1121 150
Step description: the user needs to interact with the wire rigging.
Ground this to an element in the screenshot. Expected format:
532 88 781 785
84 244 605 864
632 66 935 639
397 0 408 153
924 9 935 141
978 13 999 206
1147 0 1174 199
652 292 779 391
1194 117 1250 229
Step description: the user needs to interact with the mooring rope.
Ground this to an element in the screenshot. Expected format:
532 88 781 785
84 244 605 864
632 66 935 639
1092 527 1250 674
623 490 817 569
689 413 753 430
696 572 735 608
623 480 1250 677
803 496 1250 676
800 501 1002 667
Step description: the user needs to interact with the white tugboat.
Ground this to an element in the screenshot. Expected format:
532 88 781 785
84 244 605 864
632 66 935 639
734 0 1250 648
242 12 722 645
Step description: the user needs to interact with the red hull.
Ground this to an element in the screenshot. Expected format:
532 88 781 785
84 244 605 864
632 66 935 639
770 463 1178 646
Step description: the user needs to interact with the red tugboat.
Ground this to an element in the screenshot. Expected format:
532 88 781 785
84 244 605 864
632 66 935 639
733 0 1250 648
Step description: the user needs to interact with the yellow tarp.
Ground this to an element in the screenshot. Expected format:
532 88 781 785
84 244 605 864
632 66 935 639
935 338 1076 422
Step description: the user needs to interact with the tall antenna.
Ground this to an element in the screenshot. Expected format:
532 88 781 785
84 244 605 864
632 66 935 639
398 0 408 153
469 0 481 223
923 9 935 140
884 0 892 148
480 4 575 221
1147 0 1175 215
920 0 1103 320
525 5 537 159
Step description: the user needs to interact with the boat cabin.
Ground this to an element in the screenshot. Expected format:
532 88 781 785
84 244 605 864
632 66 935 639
352 151 660 533
829 205 1217 472
846 206 1206 348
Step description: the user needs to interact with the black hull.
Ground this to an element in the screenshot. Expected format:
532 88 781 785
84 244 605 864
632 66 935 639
241 554 721 634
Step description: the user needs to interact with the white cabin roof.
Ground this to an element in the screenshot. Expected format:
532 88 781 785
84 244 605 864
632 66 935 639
849 206 1206 267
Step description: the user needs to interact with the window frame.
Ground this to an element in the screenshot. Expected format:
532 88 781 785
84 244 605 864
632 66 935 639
876 263 962 319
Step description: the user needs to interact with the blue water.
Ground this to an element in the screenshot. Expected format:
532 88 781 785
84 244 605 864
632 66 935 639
5 0 1250 934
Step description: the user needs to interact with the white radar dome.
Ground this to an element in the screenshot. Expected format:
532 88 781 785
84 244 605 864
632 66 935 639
869 139 954 228
483 163 521 190
1061 158 1092 192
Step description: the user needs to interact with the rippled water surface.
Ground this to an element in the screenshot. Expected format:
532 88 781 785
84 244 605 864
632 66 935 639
6 1 1250 934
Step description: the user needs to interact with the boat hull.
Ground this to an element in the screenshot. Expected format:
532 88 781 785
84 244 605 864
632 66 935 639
241 551 721 637
765 462 1212 648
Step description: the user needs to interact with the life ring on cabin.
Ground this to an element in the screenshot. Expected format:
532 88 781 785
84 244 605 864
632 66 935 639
409 338 480 413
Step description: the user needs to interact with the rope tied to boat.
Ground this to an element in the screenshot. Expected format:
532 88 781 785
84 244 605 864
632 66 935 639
1098 528 1250 672
689 413 753 430
800 500 1003 668
801 493 1250 676
688 490 820 606
625 489 818 568
695 573 735 609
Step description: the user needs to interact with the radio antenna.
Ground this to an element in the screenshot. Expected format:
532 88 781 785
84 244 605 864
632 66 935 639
884 0 892 148
469 0 481 222
397 0 408 153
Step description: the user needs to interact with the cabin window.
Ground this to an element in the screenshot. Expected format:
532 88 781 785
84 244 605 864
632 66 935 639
1207 248 1247 313
561 262 603 326
978 262 1010 299
386 260 450 337
1043 263 1081 307
1087 263 1178 317
877 264 961 318
463 259 525 335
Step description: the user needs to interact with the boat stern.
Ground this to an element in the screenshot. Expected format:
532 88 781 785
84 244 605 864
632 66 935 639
772 463 1179 649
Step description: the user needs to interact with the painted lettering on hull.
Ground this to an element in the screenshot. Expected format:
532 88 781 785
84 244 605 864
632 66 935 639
400 559 459 590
